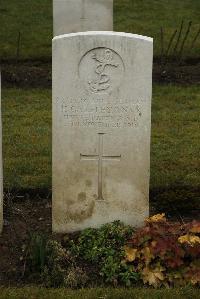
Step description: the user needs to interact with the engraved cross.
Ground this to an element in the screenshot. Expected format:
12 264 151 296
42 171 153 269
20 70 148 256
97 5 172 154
80 133 121 201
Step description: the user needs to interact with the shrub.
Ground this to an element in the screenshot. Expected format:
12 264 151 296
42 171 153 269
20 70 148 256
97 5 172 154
124 214 200 287
68 221 139 286
26 235 88 287
41 240 71 287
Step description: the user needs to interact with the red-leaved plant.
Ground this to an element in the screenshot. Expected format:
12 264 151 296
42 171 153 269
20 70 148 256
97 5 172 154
124 214 200 287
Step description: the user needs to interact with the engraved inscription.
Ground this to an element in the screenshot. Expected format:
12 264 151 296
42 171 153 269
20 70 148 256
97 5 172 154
79 48 124 94
60 97 143 129
80 133 121 201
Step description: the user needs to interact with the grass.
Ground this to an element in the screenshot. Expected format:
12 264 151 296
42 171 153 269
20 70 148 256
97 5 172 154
0 0 199 60
0 0 52 61
2 88 51 190
2 85 200 209
151 85 200 189
114 0 200 59
0 287 199 299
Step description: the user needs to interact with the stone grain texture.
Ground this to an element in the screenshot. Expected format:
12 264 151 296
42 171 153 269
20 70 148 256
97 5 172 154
53 0 113 36
52 32 153 232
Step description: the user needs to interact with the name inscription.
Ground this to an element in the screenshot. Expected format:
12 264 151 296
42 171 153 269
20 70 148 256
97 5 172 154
59 98 143 129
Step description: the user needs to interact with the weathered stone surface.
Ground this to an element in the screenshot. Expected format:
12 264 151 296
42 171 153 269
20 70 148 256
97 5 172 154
0 72 3 233
53 0 113 36
52 32 153 233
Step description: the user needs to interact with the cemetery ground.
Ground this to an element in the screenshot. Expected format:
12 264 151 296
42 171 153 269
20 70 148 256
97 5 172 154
0 84 199 291
0 0 200 296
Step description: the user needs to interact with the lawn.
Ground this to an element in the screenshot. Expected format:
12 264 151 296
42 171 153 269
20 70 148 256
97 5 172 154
2 88 51 190
0 0 199 60
114 0 200 59
2 85 200 209
0 287 199 299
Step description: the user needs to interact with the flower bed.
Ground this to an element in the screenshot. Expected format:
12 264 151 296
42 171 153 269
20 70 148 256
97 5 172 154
26 214 200 288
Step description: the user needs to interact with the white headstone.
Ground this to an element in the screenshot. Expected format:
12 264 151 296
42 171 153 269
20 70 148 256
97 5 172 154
52 32 153 233
0 72 3 233
53 0 113 36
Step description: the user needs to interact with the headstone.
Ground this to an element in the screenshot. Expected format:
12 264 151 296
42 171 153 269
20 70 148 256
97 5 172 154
0 72 3 233
53 0 113 36
52 32 153 233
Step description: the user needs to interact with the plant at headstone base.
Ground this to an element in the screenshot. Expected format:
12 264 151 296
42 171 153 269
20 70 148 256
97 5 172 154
25 232 48 274
42 240 88 288
67 221 139 286
24 219 200 288
25 234 88 287
41 239 71 287
124 215 200 287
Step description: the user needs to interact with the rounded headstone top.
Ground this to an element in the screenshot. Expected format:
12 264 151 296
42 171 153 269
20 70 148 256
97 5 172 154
53 31 153 43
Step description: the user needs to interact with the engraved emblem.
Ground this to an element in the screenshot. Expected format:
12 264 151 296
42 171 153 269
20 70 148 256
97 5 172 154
79 47 124 94
88 49 119 93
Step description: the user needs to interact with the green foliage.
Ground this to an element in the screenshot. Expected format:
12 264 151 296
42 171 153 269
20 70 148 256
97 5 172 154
101 260 140 287
69 221 133 261
68 221 138 286
27 233 47 273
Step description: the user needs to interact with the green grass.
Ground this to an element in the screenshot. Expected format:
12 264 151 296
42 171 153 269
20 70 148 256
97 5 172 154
0 0 199 60
0 287 199 299
151 85 200 190
2 88 51 190
0 0 52 60
114 0 200 59
2 85 200 201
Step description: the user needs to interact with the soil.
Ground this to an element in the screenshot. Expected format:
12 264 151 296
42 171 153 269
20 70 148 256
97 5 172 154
1 59 200 88
1 61 52 89
153 60 200 85
0 197 52 286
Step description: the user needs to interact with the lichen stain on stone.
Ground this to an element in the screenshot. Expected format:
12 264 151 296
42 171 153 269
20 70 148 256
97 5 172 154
77 192 87 202
65 194 95 224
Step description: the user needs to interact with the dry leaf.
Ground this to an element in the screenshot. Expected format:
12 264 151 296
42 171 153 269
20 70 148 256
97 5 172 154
145 213 166 223
124 246 137 262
